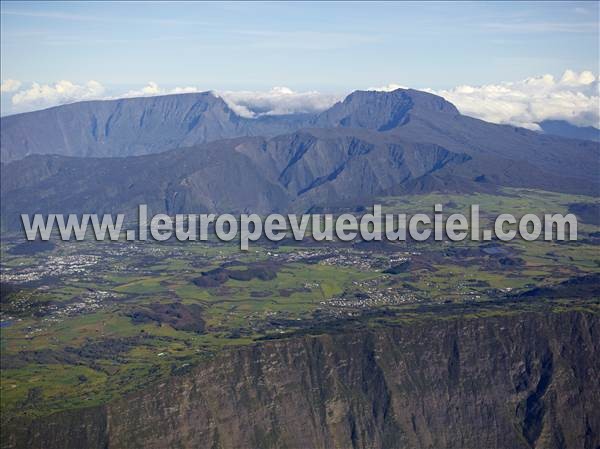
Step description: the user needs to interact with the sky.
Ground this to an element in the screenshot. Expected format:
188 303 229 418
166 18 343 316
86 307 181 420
1 1 599 129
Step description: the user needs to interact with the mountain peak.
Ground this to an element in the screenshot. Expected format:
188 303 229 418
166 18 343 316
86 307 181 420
0 90 243 161
344 88 459 115
315 88 459 131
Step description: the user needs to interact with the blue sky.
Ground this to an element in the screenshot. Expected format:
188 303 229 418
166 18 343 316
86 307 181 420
1 1 598 90
0 1 598 126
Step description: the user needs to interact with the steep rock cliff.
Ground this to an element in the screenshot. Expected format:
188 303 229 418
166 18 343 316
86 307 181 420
4 311 599 449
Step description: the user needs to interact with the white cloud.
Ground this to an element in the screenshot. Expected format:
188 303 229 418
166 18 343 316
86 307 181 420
367 83 408 92
1 79 22 93
3 81 341 117
10 80 105 111
217 87 342 118
3 71 598 130
426 70 599 130
5 81 203 113
121 81 201 98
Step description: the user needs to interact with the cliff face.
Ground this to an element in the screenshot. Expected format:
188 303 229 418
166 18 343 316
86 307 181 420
5 311 599 449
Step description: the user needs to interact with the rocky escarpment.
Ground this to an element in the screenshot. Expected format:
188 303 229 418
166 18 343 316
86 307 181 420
3 310 599 449
0 92 312 162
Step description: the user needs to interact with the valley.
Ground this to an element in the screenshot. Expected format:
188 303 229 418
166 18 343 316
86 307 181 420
2 3 599 448
1 85 599 449
1 188 598 430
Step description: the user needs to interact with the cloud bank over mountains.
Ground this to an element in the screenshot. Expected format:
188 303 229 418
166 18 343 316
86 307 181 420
1 70 598 130
218 87 342 118
427 70 599 130
121 82 201 98
0 79 22 93
7 80 106 111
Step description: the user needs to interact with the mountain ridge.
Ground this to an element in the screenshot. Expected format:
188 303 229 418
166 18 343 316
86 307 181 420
2 125 598 231
538 119 600 142
0 87 539 162
0 90 313 162
1 88 598 230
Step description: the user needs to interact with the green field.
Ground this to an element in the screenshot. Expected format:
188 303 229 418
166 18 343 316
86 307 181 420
1 188 599 421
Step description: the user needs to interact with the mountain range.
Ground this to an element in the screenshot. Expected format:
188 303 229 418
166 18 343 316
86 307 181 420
537 120 600 142
0 91 311 162
1 88 599 230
